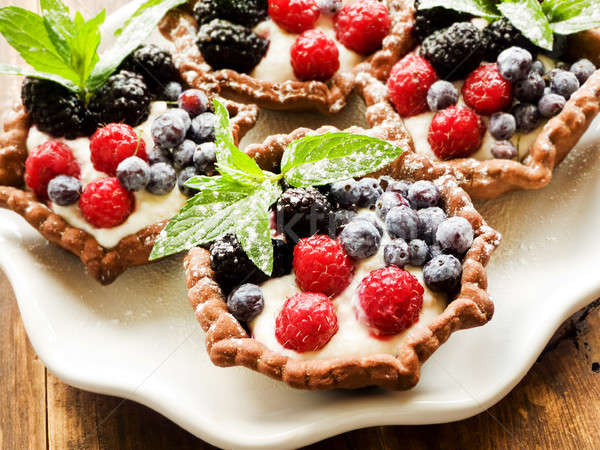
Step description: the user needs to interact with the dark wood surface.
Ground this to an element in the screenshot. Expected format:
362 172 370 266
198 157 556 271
1 1 599 448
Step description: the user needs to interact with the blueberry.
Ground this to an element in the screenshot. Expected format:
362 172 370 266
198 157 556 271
147 162 177 195
163 81 183 101
116 156 150 192
315 0 342 15
169 108 191 133
386 180 411 197
178 89 209 117
550 70 580 100
187 112 216 143
429 243 443 259
353 215 384 237
538 93 566 118
570 59 595 85
512 103 541 133
426 80 459 112
178 166 199 197
386 205 420 241
47 175 82 206
173 139 197 169
408 239 429 266
491 140 518 160
148 146 172 165
514 71 545 103
339 219 381 259
330 179 359 208
152 110 187 150
489 112 516 141
377 176 395 191
194 141 218 175
423 254 463 293
330 209 357 236
227 283 264 322
407 180 440 209
375 191 408 220
436 216 474 255
531 59 545 76
417 206 446 244
353 177 383 208
384 239 410 268
497 46 532 82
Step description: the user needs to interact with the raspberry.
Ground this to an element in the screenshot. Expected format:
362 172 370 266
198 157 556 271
334 0 391 55
293 235 353 297
387 53 438 117
290 30 340 81
25 141 80 199
356 267 424 337
90 124 148 176
462 64 513 115
428 106 485 160
268 0 320 34
275 292 338 352
79 178 134 228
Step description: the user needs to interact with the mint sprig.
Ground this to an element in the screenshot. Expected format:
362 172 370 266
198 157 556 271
150 100 405 275
498 0 554 51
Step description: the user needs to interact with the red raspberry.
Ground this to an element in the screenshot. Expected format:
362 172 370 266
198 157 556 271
275 292 338 352
462 63 513 115
428 106 486 160
90 123 147 176
334 0 391 55
356 267 424 337
290 30 340 81
268 0 320 34
293 235 353 297
25 141 80 200
79 177 134 228
387 53 438 117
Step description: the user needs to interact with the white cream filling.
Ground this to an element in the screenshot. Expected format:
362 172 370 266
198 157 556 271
251 211 447 360
26 102 188 249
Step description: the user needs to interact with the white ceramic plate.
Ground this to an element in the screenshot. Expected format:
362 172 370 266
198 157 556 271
2 2 600 449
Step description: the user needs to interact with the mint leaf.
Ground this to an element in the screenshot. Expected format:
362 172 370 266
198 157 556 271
40 0 75 62
418 0 500 19
0 62 78 92
549 1 600 34
542 0 590 22
184 174 255 192
70 10 105 88
282 133 404 188
498 0 554 50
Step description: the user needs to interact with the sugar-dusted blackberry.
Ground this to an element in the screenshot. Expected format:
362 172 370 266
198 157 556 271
420 22 485 81
120 45 179 96
482 18 537 61
413 0 471 43
196 19 269 74
276 187 332 243
193 0 268 28
21 78 93 139
272 238 293 278
210 234 267 291
88 70 150 127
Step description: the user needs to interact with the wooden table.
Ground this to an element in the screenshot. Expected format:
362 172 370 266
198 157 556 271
1 1 599 448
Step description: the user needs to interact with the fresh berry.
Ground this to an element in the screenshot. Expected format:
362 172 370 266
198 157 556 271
330 209 357 235
173 140 197 169
375 191 409 220
531 59 545 76
276 187 332 242
330 179 359 208
353 215 383 237
491 140 518 160
116 156 150 192
290 30 340 81
429 243 443 259
512 103 541 133
120 45 179 95
353 177 383 208
152 110 188 150
413 0 471 43
272 238 294 278
80 178 134 228
21 78 92 139
227 283 265 322
436 216 474 255
387 53 438 117
315 0 341 15
210 234 267 290
482 18 537 61
90 123 148 176
428 106 485 160
339 218 382 259
420 22 485 80
170 108 192 132
550 70 580 100
25 141 80 199
384 239 410 268
334 0 391 55
408 239 429 266
489 112 517 141
538 93 566 118
423 254 462 293
462 64 513 115
275 292 338 352
417 206 446 244
88 70 151 127
178 89 209 117
194 0 268 28
407 180 440 209
386 180 411 197
356 267 424 337
427 80 458 112
570 59 596 85
178 166 199 197
163 81 183 101
497 47 532 82
47 175 82 206
187 112 217 144
514 71 545 103
269 0 320 34
148 147 172 165
293 235 353 296
146 162 177 195
197 19 269 73
194 142 218 175
386 205 420 241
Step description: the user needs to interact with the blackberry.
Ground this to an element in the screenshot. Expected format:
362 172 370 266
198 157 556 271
413 1 471 43
272 239 293 278
89 70 150 127
210 234 267 290
483 18 537 61
197 19 269 74
193 0 268 28
276 187 332 243
120 45 179 96
21 78 93 139
420 22 485 80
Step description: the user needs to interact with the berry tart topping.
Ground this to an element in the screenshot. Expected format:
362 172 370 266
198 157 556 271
428 106 486 160
489 112 517 141
79 178 134 229
227 284 265 323
490 140 518 160
25 141 80 199
436 216 474 256
423 254 463 294
413 0 471 44
116 156 151 192
47 175 83 207
333 0 391 55
417 206 446 245
119 44 179 98
383 239 410 269
147 162 177 195
90 123 148 176
426 80 459 113
316 0 342 16
339 218 382 259
194 0 268 28
462 63 513 115
268 0 320 34
178 89 210 117
290 30 340 82
276 187 332 243
407 180 440 209
385 205 420 242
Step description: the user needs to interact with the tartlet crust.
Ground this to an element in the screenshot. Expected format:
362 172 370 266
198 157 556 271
159 0 415 114
0 99 258 285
